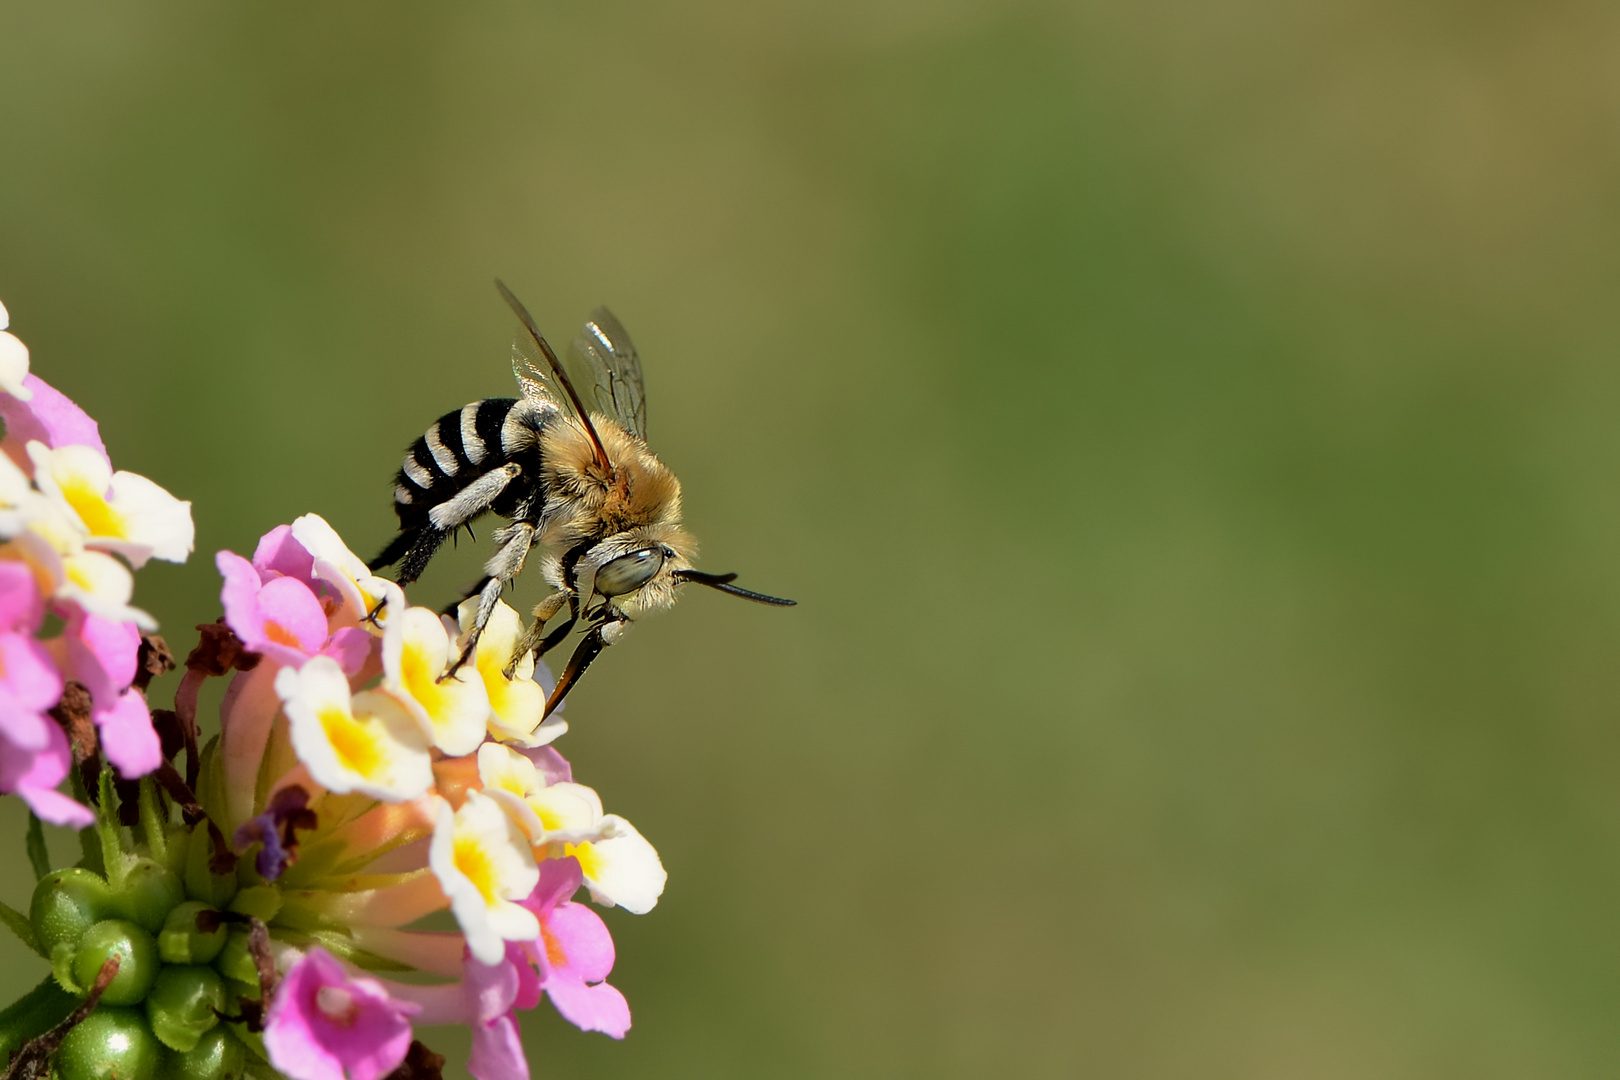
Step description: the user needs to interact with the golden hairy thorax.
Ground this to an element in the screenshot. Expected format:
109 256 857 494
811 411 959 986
539 412 684 541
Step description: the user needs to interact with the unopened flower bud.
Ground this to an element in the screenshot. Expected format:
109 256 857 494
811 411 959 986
145 964 226 1052
72 919 158 1006
54 1005 160 1080
159 901 228 965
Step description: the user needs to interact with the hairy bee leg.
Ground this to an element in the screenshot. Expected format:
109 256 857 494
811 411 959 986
507 592 569 677
368 529 416 573
396 527 449 585
428 462 521 532
543 619 629 719
445 521 535 677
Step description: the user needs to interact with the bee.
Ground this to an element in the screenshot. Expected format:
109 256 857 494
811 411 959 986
368 280 795 718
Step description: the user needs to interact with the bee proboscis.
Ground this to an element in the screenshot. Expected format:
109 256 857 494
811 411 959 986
368 281 794 718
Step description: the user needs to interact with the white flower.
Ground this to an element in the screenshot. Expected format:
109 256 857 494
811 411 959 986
475 742 666 913
457 598 565 747
28 441 193 568
0 299 31 401
563 816 666 914
276 656 433 802
428 791 540 964
383 605 490 755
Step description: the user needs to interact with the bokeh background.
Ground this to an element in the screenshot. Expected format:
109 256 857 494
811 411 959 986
4 2 1620 1076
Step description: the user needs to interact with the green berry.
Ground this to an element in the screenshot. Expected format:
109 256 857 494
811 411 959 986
54 1005 160 1080
111 857 185 934
30 869 113 956
72 920 158 1007
159 902 227 966
211 929 260 989
160 1024 247 1080
145 965 225 1052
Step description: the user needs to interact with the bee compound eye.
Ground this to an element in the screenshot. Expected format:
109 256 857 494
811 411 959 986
594 547 665 597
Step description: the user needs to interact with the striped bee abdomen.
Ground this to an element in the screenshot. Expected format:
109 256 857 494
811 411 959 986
391 398 519 526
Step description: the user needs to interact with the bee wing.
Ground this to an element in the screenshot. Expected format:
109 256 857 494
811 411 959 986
498 279 612 470
568 306 648 440
511 329 572 413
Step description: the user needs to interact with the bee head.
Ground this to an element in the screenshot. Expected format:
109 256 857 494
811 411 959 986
573 524 696 619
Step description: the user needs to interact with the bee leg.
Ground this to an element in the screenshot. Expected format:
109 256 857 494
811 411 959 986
445 521 534 677
396 527 449 585
543 619 629 719
428 463 521 534
368 529 417 573
507 592 569 677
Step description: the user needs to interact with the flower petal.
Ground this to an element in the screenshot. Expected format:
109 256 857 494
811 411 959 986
277 657 433 802
0 330 30 401
264 947 419 1080
95 689 161 778
430 793 540 965
385 606 489 756
566 815 666 914
253 523 315 582
0 374 106 464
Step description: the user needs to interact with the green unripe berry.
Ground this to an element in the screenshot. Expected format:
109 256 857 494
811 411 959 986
211 929 260 989
159 902 228 965
145 965 225 1052
30 869 113 955
72 920 158 1006
54 1005 160 1080
161 1024 246 1080
111 857 185 934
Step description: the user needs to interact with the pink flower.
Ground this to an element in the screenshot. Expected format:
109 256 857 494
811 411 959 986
0 721 89 827
253 523 316 583
391 951 531 1080
264 947 421 1080
0 560 87 826
217 550 371 674
520 857 631 1038
0 372 108 471
46 608 161 778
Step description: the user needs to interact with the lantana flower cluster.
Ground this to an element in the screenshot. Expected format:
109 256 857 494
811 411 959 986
0 300 666 1080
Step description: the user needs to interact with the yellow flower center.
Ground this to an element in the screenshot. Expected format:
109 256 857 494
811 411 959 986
563 841 603 883
454 836 500 903
318 705 382 778
58 474 127 539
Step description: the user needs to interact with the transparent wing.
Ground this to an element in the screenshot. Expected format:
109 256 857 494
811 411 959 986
568 306 648 439
511 331 571 413
497 280 611 469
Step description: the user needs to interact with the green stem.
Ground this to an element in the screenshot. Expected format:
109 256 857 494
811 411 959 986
70 768 103 876
25 814 48 882
96 768 127 889
138 777 168 864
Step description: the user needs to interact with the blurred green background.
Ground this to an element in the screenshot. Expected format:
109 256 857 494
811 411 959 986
4 1 1620 1076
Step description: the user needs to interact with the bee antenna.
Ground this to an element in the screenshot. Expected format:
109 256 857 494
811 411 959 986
675 569 797 606
495 278 613 473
